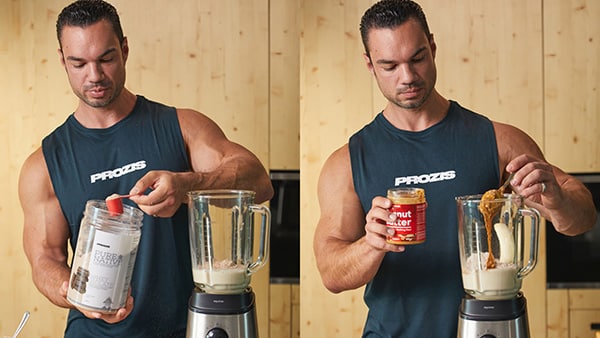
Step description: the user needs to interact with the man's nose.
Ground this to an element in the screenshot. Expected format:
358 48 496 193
398 63 417 85
88 63 104 82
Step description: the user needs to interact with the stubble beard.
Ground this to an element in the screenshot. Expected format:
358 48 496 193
81 85 122 108
389 84 433 110
72 70 126 109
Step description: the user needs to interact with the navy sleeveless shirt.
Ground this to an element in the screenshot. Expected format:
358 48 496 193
43 96 193 337
349 101 500 337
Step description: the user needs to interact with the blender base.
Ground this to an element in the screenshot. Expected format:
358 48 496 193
457 292 530 338
186 287 258 338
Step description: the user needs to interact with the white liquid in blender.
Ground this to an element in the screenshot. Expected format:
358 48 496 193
462 252 519 300
193 265 249 294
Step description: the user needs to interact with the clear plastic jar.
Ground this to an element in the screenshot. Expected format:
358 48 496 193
67 200 143 313
386 188 427 245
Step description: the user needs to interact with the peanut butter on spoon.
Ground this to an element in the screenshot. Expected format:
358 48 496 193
478 173 514 269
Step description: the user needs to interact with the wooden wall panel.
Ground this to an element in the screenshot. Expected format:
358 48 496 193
570 310 600 338
544 0 600 172
291 284 300 338
1 0 269 337
547 289 570 338
270 0 301 170
569 289 600 310
269 284 292 338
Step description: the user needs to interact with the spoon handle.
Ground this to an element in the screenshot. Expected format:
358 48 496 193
12 311 29 338
499 172 515 192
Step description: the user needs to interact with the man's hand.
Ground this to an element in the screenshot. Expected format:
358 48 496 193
364 196 405 253
128 170 191 217
60 281 134 324
507 154 561 208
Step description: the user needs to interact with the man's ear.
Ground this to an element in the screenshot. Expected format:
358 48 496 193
363 53 374 72
121 37 129 62
58 48 65 67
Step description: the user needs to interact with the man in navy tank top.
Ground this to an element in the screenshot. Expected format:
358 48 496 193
313 1 597 337
18 1 273 337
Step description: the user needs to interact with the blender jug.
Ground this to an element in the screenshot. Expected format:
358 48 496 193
456 194 539 300
188 190 270 294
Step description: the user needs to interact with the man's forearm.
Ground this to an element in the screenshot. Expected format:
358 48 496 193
32 257 73 309
316 236 385 293
547 179 597 235
192 157 273 203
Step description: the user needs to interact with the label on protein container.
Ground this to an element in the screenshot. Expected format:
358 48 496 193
386 188 426 245
68 228 138 313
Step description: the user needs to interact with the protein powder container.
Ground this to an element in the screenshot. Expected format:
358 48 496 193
67 200 143 313
386 188 427 245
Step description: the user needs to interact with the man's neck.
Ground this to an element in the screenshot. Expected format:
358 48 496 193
74 89 137 129
382 91 450 132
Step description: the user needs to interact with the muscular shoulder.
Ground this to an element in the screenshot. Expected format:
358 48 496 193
320 144 351 177
20 148 48 180
318 144 354 197
176 108 218 129
19 147 54 204
176 108 228 146
492 121 545 166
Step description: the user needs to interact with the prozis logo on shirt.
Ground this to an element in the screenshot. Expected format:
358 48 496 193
90 160 147 184
394 170 456 186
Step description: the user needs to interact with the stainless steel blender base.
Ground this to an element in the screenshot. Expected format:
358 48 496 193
457 316 529 338
186 288 258 338
457 292 530 338
186 311 257 338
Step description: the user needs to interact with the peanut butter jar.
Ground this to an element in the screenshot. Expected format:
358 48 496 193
386 188 427 245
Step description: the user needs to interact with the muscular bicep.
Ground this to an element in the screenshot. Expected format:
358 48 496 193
176 109 273 202
177 109 257 172
19 149 70 265
493 121 545 171
314 145 366 251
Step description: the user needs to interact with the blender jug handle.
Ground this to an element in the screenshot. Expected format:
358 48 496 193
517 207 540 279
247 204 271 275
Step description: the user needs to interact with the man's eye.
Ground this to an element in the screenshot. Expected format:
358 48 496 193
72 63 85 69
383 65 397 71
100 58 113 63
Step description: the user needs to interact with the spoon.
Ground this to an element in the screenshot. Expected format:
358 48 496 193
11 311 29 338
498 172 515 194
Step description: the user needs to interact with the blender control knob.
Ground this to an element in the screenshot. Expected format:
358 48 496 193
206 327 228 338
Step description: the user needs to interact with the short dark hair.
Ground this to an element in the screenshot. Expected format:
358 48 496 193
56 0 124 48
359 0 431 56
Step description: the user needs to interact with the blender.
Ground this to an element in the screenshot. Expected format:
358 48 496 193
455 194 540 338
186 190 270 338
